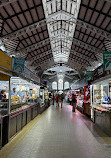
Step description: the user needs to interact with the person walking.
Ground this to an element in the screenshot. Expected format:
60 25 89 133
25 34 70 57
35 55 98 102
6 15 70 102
52 93 55 105
69 93 72 105
60 93 64 109
56 94 59 107
72 94 77 112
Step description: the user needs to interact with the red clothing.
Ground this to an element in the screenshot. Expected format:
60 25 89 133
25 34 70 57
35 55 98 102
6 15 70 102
56 96 59 101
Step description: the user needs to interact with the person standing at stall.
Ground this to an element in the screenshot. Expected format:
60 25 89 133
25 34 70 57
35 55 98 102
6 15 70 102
72 94 77 112
11 88 17 96
0 90 3 101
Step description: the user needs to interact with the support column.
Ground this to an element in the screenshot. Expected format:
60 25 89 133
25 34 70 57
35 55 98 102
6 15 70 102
57 81 58 92
8 78 11 115
63 80 64 92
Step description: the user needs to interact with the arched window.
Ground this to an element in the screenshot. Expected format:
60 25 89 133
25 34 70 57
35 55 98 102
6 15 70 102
64 81 69 90
52 81 57 90
58 79 63 90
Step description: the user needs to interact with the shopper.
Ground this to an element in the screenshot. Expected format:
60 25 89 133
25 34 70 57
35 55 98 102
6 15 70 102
60 93 64 108
72 94 77 112
52 93 55 105
69 93 72 105
0 90 3 100
56 94 59 107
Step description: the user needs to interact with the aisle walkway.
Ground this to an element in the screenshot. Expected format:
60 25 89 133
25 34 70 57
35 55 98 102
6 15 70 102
1 105 111 158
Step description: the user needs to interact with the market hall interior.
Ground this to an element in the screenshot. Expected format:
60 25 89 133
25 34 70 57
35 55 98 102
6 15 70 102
1 104 111 158
0 0 111 157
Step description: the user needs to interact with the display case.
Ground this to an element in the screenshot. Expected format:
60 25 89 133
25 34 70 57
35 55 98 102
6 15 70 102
0 81 9 117
76 88 84 113
39 88 45 107
9 77 40 140
91 78 111 136
91 79 110 112
84 85 91 116
10 77 40 113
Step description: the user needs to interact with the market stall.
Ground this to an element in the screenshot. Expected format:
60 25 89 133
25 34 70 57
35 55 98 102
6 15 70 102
76 87 84 113
39 87 45 113
9 77 40 139
91 77 111 136
44 88 50 108
0 50 12 147
84 85 91 116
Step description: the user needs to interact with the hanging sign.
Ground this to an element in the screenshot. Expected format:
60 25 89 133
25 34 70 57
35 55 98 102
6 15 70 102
22 67 40 84
86 71 93 81
13 58 25 73
0 49 12 71
103 52 111 71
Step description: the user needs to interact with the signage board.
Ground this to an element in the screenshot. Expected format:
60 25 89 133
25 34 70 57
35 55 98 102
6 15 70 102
0 49 12 71
86 71 93 81
103 52 111 71
13 58 25 73
93 65 106 81
22 67 40 84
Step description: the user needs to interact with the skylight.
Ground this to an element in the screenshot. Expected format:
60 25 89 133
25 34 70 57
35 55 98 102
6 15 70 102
42 0 81 63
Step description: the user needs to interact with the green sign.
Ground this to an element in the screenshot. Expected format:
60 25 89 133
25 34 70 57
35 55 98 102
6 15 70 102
13 58 25 73
86 71 93 81
103 52 111 71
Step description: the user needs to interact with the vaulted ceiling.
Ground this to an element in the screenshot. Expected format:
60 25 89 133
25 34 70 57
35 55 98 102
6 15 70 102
0 0 111 82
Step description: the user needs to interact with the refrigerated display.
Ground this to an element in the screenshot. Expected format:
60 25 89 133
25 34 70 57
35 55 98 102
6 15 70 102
90 78 111 136
39 88 45 107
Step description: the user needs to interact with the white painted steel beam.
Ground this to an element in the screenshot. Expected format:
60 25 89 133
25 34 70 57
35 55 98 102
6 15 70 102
14 36 103 56
27 50 52 65
0 10 111 47
69 57 91 66
34 58 54 69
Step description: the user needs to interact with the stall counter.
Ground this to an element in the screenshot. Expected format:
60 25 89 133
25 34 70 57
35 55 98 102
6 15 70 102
91 104 111 136
9 103 40 139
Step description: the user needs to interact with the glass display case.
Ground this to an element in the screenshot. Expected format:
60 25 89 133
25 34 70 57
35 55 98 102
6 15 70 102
84 85 91 116
39 88 45 107
91 79 111 112
11 77 40 113
91 78 111 136
76 88 84 110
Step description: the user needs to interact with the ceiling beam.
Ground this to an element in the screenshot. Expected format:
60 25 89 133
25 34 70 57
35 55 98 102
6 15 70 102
0 0 18 8
14 38 50 57
0 0 111 9
27 50 52 65
58 10 111 40
1 9 111 47
12 36 103 58
35 58 54 70
48 10 111 40
61 47 97 62
69 57 91 67
0 18 48 47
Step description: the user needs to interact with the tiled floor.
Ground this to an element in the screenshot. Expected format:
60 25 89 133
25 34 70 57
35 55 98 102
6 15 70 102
1 104 111 158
